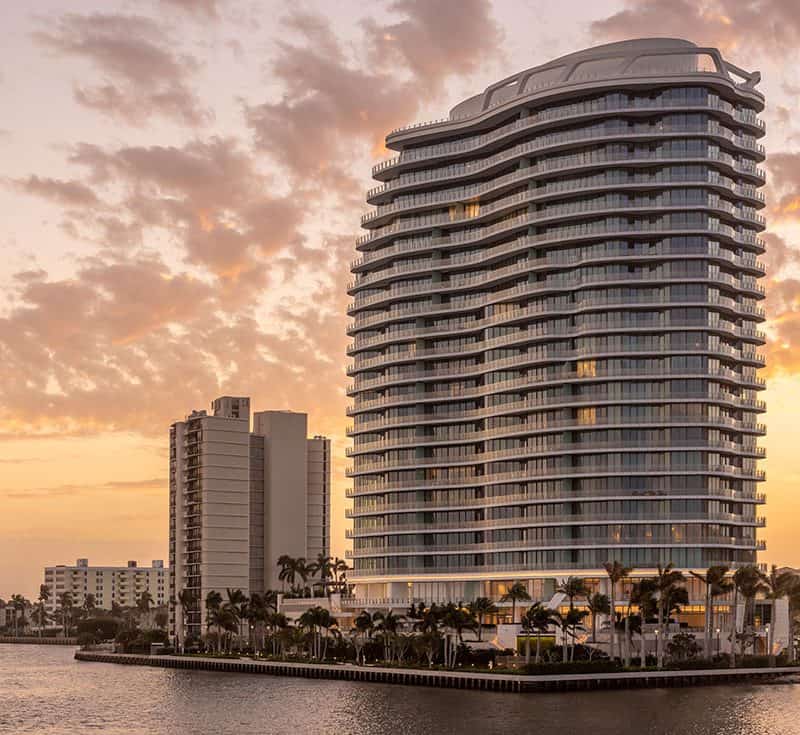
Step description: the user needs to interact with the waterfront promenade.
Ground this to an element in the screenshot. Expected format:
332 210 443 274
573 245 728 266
74 651 799 693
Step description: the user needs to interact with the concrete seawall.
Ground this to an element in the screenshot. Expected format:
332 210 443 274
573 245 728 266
74 652 799 693
1 637 76 645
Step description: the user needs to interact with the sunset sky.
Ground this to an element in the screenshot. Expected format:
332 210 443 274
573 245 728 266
2 0 800 600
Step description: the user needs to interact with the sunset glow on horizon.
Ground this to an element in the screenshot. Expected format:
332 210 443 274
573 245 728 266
3 0 800 599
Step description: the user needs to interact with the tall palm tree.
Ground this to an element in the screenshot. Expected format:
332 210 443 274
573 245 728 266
279 557 309 594
36 585 50 639
83 593 97 617
732 564 766 665
784 573 800 663
467 597 498 641
586 592 611 643
373 609 404 663
603 561 632 662
649 563 686 668
177 589 195 651
56 591 73 638
136 591 153 614
761 565 794 666
351 610 374 664
276 555 294 592
629 579 656 667
225 588 248 641
298 606 338 660
310 554 334 596
558 577 590 609
690 565 732 660
10 594 30 637
244 593 264 651
526 603 558 664
500 581 531 624
332 558 350 594
208 605 237 653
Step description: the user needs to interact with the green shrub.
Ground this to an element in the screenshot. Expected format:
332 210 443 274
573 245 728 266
77 617 120 641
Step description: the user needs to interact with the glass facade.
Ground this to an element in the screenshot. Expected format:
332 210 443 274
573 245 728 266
347 41 766 587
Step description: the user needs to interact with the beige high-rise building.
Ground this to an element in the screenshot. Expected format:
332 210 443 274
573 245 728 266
169 397 330 641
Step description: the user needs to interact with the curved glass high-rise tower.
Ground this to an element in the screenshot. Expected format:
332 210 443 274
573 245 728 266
346 39 766 603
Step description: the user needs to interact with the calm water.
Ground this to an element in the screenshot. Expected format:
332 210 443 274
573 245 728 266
2 645 800 735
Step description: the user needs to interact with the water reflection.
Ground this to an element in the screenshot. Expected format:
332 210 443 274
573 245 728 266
1 645 799 735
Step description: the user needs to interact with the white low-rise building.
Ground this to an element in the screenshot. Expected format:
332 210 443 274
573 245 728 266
43 558 166 613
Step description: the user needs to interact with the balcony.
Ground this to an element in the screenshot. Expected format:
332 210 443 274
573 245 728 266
348 535 766 558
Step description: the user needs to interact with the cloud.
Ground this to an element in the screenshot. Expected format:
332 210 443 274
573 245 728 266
11 175 100 207
591 0 800 57
159 0 222 19
766 152 800 221
362 0 504 93
0 1 505 445
760 232 800 375
244 1 504 188
32 12 211 125
2 477 167 499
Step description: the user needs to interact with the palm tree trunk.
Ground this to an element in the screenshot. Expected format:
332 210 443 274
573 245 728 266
705 584 712 661
525 634 530 665
609 584 616 661
535 632 541 664
624 614 631 668
657 603 664 668
769 598 777 666
730 587 738 668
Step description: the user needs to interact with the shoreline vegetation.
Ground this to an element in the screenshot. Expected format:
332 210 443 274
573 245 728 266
169 559 800 674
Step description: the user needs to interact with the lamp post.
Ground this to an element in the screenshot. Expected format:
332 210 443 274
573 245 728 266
715 627 721 656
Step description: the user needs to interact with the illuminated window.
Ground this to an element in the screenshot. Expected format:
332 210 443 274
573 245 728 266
464 202 481 218
577 359 596 377
577 407 596 425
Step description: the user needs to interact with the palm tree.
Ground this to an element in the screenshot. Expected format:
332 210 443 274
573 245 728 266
586 593 611 643
36 585 50 639
525 603 558 664
649 563 686 668
784 573 800 663
245 593 265 651
208 605 237 653
332 558 350 594
56 591 73 638
265 611 289 657
603 561 633 662
500 581 531 624
225 588 248 642
204 590 223 647
136 591 153 615
177 589 195 651
690 565 732 660
558 577 590 609
467 597 498 641
761 565 794 666
629 579 656 667
373 609 404 663
10 594 30 637
83 593 97 617
351 610 374 664
299 606 338 660
310 554 335 596
277 555 294 592
279 557 309 595
732 564 766 665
